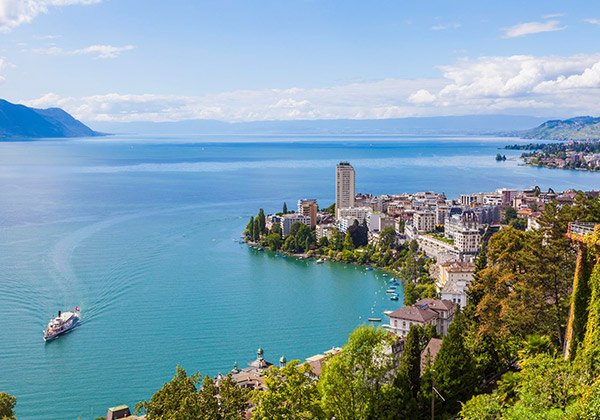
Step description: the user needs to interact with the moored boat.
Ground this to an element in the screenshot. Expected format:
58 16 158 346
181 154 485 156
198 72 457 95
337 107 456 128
390 295 399 300
367 317 382 322
44 310 79 342
316 259 324 264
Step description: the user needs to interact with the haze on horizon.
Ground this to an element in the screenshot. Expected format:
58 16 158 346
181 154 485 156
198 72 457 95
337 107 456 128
1 0 599 124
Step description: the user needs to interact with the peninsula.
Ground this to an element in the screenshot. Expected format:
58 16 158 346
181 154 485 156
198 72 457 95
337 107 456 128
0 99 102 139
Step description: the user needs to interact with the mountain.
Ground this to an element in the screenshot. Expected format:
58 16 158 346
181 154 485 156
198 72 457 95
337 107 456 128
90 115 549 136
519 116 600 141
0 99 101 139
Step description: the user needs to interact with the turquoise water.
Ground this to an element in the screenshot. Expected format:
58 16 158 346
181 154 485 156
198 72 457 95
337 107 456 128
1 134 600 420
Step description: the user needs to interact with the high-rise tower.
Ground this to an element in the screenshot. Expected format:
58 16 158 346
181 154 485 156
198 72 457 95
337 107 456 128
336 162 355 218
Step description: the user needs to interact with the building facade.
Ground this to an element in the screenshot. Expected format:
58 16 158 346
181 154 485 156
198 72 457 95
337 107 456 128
335 162 355 217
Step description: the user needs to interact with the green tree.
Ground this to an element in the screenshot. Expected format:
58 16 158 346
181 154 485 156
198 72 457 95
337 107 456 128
215 374 249 420
135 365 202 420
459 393 502 420
267 233 282 251
283 236 297 253
318 325 394 420
246 216 254 240
401 325 423 398
251 360 323 420
0 393 16 420
330 229 344 251
253 218 261 241
504 206 517 223
343 231 355 251
283 202 288 214
294 224 312 251
429 316 478 418
367 369 417 420
317 236 329 248
257 208 266 235
379 226 396 250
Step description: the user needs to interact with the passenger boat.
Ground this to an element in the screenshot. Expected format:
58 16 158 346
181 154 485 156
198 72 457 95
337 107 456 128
44 310 79 342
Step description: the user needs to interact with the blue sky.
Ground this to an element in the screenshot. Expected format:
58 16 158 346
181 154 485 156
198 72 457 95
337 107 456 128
1 0 600 122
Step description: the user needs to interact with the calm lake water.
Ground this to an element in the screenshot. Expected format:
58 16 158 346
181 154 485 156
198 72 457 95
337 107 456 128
1 134 599 420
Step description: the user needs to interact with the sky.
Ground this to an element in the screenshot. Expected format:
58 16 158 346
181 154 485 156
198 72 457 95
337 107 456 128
0 0 600 123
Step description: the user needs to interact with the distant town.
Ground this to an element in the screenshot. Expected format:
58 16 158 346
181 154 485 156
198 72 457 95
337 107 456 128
505 140 600 171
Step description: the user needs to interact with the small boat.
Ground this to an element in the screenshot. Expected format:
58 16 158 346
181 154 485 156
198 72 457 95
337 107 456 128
392 282 400 286
316 259 324 264
368 318 382 322
282 255 288 259
389 285 397 290
386 289 396 293
249 245 254 248
383 310 393 316
382 274 388 277
44 310 79 342
366 267 374 271
390 296 399 301
257 247 264 251
275 253 281 257
308 258 313 261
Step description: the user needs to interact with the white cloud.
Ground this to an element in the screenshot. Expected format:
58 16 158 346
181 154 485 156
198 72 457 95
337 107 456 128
31 44 135 58
73 44 135 59
0 0 100 33
20 54 600 122
431 23 461 31
407 89 436 104
584 18 600 25
542 13 565 19
500 20 566 38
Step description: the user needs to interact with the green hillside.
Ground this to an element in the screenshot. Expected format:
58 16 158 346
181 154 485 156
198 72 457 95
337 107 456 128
520 116 600 140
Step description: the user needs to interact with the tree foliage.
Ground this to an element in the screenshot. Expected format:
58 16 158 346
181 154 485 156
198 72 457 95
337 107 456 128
0 393 16 420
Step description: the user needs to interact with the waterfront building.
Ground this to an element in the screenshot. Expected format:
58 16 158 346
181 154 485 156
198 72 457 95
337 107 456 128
415 298 456 337
316 223 336 240
280 213 310 236
413 210 436 232
335 162 355 217
300 202 318 228
105 405 142 420
386 305 438 338
265 214 281 231
230 347 273 390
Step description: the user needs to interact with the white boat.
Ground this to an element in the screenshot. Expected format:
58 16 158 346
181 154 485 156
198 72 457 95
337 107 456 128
316 259 325 264
44 310 79 342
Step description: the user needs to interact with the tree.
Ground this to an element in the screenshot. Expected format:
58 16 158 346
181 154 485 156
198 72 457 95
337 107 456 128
317 236 329 248
253 218 261 241
504 206 517 223
251 361 323 420
329 229 344 251
367 369 417 420
257 208 266 235
135 365 202 420
283 202 288 214
215 374 249 420
0 393 16 420
348 219 368 248
429 316 478 418
246 216 254 240
294 224 312 251
401 325 423 398
267 233 282 251
343 231 355 251
379 226 396 250
283 236 297 253
318 325 394 420
289 221 305 238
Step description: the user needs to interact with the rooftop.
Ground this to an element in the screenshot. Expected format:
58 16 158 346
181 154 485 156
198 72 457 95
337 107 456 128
415 298 455 312
387 305 438 323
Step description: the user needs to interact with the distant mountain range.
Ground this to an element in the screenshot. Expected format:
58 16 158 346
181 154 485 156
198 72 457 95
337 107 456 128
518 116 600 141
0 99 101 139
90 115 549 136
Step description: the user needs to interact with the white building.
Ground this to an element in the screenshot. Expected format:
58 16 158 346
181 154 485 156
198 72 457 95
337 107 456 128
386 298 456 338
316 224 336 240
368 212 395 232
413 210 436 232
437 261 475 290
336 162 355 218
453 226 481 254
386 305 438 338
281 214 310 236
337 206 371 224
